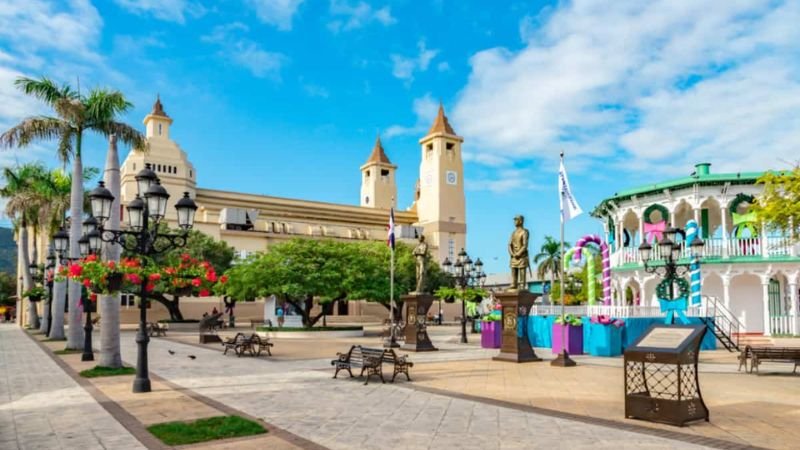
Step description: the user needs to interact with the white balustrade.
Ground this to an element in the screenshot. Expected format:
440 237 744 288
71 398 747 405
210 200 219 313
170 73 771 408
528 304 712 318
769 315 794 336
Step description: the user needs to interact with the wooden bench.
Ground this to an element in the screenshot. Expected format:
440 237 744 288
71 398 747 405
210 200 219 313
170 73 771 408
222 333 250 356
249 334 274 356
739 345 800 373
331 345 386 385
147 322 167 337
331 346 413 384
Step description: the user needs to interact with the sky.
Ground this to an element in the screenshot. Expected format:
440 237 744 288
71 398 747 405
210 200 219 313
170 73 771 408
1 0 800 274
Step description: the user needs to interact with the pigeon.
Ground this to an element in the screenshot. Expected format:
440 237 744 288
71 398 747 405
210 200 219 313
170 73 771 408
188 355 196 360
168 350 175 355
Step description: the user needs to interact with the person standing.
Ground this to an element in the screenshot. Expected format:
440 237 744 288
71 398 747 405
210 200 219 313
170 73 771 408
276 305 285 328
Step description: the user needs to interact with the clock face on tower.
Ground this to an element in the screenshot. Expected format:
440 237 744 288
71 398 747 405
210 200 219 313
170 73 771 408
446 171 458 185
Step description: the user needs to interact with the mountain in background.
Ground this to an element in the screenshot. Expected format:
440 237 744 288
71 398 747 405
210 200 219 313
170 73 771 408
0 227 16 275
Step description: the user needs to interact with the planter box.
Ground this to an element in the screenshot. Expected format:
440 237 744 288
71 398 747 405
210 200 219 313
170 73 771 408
552 323 583 355
481 321 502 348
587 323 623 357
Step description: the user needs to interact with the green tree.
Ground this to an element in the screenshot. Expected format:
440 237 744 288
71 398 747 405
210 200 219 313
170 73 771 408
1 77 146 349
533 235 569 295
220 239 448 326
550 254 602 305
0 271 15 307
752 167 800 239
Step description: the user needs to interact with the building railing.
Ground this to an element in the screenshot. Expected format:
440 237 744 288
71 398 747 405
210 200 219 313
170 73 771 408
770 315 795 336
529 304 713 318
615 236 798 265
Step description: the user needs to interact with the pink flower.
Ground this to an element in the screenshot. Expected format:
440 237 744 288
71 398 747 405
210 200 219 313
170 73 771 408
199 289 210 297
82 278 91 288
126 273 142 285
69 264 82 278
148 273 161 281
191 278 202 287
205 271 217 283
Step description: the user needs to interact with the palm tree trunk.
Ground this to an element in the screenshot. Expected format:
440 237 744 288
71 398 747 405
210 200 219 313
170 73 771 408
99 134 122 368
20 218 39 329
66 136 84 349
49 274 66 339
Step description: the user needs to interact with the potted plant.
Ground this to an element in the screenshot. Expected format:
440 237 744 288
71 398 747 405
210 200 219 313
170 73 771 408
480 304 502 349
65 255 145 295
552 313 584 355
22 286 46 302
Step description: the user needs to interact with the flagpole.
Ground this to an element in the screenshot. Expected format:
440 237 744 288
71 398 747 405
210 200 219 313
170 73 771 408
385 202 399 348
552 151 576 367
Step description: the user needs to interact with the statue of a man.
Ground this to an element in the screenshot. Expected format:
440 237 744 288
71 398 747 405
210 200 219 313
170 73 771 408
412 235 429 293
508 215 530 291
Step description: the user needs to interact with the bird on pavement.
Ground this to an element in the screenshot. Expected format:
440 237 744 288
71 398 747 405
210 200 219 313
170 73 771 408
188 355 196 360
168 350 175 355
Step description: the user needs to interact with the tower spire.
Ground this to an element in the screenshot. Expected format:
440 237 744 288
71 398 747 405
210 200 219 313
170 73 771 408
365 134 392 165
427 102 456 135
151 94 169 118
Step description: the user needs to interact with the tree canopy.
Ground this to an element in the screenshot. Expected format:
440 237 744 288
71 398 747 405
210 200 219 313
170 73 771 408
752 167 800 239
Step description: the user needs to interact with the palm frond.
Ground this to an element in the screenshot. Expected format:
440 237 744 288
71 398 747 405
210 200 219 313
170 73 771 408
0 116 70 150
101 121 148 152
56 128 74 163
85 89 133 124
14 77 78 106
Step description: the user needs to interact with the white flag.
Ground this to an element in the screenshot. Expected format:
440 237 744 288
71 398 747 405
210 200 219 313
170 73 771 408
559 157 583 222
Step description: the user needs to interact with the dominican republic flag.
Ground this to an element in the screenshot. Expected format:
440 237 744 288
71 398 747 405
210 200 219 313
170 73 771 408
559 154 583 223
387 207 396 250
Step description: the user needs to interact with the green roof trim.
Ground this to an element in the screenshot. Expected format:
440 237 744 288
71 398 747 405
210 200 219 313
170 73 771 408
591 166 779 218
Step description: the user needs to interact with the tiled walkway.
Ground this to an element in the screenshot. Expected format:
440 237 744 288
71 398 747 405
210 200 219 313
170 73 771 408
0 324 144 450
122 333 712 449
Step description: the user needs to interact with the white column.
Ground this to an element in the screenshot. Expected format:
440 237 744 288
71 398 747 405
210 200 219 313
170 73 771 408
761 222 769 259
788 273 799 336
670 210 676 227
693 207 701 225
721 205 730 259
761 277 771 336
721 274 731 310
638 213 645 245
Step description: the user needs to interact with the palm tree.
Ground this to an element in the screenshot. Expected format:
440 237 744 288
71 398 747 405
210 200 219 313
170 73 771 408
1 163 48 329
1 77 146 349
533 235 570 300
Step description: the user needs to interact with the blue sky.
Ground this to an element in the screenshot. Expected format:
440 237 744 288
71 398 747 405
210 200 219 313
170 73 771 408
2 1 800 273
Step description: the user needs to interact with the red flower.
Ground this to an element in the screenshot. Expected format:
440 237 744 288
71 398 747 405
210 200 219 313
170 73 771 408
199 289 210 297
165 267 176 275
205 271 217 283
82 278 91 288
201 261 211 269
219 275 228 284
85 254 98 262
181 253 191 262
90 294 98 302
107 261 116 270
69 264 82 278
126 273 142 285
191 277 202 287
148 273 161 281
146 282 155 292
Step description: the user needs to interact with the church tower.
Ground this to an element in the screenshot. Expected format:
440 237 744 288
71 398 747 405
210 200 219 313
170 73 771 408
120 96 196 222
415 104 466 263
360 136 397 209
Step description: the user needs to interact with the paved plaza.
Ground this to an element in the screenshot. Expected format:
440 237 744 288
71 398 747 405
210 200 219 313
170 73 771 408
3 323 799 449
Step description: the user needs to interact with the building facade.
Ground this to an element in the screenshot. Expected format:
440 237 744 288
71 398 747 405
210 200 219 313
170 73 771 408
593 163 800 336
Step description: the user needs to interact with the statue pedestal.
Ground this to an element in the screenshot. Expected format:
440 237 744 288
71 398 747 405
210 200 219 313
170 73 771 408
401 294 437 352
493 290 541 363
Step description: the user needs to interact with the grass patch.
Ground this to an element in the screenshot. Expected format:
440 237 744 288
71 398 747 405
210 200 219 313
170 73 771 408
79 366 136 378
256 325 363 332
148 415 266 445
54 348 82 355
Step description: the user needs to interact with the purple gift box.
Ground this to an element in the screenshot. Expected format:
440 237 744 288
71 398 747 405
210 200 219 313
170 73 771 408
552 323 583 355
481 321 502 348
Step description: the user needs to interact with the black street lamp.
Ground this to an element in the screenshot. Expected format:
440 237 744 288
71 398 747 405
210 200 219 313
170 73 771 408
638 226 705 323
89 167 197 393
45 248 56 335
78 215 101 362
442 249 486 344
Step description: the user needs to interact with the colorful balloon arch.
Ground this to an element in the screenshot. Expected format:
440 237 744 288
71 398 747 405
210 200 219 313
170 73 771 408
573 235 611 305
685 219 702 306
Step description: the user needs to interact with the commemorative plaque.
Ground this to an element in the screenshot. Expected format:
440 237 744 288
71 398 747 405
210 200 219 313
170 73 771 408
492 290 541 363
624 324 709 427
401 294 437 352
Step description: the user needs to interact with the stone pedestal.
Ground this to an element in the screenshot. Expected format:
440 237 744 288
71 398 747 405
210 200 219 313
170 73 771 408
401 293 437 352
493 290 541 363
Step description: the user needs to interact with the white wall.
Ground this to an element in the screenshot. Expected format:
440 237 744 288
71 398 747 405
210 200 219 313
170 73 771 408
729 274 763 333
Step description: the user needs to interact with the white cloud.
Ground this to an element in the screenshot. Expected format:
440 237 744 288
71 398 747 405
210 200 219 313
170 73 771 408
302 83 329 98
327 0 396 33
246 0 304 31
385 94 438 137
390 40 439 82
113 0 206 24
436 61 450 72
452 0 800 175
467 169 538 193
202 23 288 80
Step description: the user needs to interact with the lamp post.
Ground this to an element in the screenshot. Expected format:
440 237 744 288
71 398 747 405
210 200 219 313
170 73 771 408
442 249 486 344
89 166 197 393
27 262 41 329
78 215 100 362
45 249 56 335
638 226 705 323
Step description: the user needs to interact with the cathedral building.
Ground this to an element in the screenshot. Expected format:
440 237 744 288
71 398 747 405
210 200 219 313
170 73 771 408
120 97 467 271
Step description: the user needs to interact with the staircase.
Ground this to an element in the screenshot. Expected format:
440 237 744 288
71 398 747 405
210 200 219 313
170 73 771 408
699 296 742 352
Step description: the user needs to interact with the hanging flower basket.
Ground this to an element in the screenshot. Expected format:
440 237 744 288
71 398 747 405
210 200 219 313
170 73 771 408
22 287 46 302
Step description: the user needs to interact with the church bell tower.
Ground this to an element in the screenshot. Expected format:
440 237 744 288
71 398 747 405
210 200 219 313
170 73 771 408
360 135 397 209
415 104 466 263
